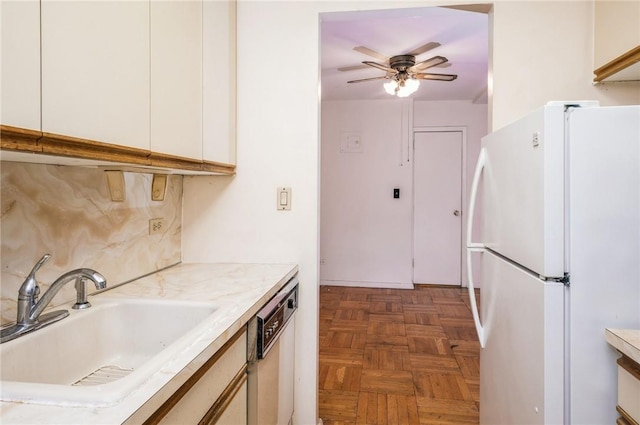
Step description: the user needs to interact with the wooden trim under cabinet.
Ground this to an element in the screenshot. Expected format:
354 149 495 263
594 45 640 82
149 152 236 175
40 132 151 165
0 125 41 152
1 124 236 175
202 159 236 175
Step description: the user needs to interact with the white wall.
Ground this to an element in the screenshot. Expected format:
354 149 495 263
321 99 414 288
490 1 640 130
183 3 323 424
321 99 486 289
182 2 640 424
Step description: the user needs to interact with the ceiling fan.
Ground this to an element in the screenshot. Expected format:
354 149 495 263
338 42 457 97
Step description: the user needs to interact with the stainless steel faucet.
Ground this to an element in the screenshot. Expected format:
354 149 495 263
1 254 107 343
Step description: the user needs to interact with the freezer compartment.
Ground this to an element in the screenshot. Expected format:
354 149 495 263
480 103 567 278
479 251 564 425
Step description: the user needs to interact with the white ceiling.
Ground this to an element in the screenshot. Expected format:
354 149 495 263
320 6 489 103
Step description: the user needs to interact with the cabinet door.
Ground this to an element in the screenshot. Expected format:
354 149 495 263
210 379 247 425
202 0 236 165
41 0 149 149
1 0 41 131
157 329 246 424
150 0 203 160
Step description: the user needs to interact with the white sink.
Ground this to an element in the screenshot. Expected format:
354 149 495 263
0 298 218 406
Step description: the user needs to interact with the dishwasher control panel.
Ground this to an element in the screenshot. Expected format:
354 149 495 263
254 278 298 359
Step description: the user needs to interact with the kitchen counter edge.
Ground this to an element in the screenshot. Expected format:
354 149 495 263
606 328 640 365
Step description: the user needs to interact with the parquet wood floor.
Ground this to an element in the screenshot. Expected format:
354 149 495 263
319 285 480 425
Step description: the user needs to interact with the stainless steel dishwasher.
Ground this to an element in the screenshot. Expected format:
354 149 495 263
247 277 298 425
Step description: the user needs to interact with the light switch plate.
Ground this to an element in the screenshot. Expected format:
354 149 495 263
277 187 291 210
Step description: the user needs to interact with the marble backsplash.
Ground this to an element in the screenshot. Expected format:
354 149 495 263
0 162 182 325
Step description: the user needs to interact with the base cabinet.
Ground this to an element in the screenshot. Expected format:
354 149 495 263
202 378 248 425
606 329 640 425
616 356 640 425
138 327 247 425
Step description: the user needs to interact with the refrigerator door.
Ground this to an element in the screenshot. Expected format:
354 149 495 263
480 251 564 425
481 103 569 278
566 105 640 425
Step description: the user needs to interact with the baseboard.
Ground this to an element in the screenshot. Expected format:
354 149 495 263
320 279 414 289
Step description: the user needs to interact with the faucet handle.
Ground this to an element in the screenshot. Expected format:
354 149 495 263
19 254 51 297
30 254 51 276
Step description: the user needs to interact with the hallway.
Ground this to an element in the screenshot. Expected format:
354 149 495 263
319 285 480 425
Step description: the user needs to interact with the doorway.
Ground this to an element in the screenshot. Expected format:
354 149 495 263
319 6 488 290
413 130 464 285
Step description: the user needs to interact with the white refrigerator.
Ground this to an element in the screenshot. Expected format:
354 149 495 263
466 101 640 424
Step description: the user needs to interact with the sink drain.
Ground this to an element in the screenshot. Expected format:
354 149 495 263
73 365 133 386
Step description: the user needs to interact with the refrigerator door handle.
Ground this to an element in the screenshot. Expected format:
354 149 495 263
467 147 486 250
467 148 486 347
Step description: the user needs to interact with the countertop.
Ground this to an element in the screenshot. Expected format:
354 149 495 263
0 262 298 424
606 328 640 365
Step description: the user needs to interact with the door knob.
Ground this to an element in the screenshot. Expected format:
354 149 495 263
453 210 461 216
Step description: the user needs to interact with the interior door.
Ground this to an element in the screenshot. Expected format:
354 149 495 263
413 131 462 285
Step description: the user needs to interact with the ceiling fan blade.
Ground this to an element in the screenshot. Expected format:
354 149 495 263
337 64 370 72
363 61 395 73
406 41 441 56
353 46 389 62
347 76 389 84
414 72 458 81
411 56 448 71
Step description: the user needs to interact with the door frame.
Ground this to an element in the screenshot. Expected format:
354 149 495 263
412 126 468 287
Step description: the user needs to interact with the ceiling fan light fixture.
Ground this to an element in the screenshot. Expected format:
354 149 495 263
402 78 420 96
342 42 457 97
383 80 398 95
385 77 420 97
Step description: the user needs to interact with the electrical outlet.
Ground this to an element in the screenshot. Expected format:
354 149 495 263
149 218 165 235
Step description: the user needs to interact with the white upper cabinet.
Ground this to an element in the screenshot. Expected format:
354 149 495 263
150 0 203 160
1 0 41 131
41 0 150 149
203 0 237 165
2 0 236 173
